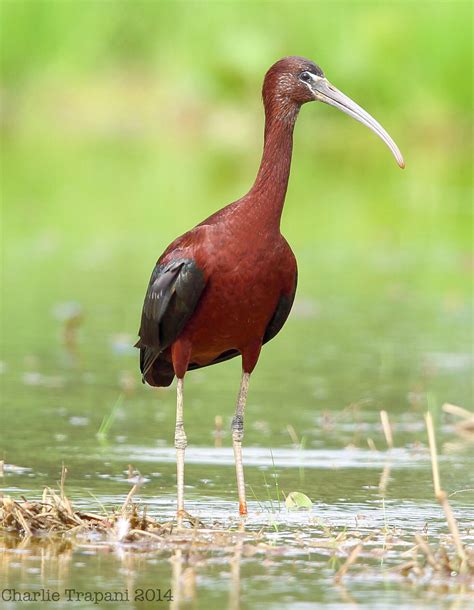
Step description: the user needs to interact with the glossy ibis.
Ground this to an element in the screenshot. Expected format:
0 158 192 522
136 56 404 522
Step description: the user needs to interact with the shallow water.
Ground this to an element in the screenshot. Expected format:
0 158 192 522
1 294 473 610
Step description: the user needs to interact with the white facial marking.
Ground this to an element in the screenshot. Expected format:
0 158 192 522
303 72 323 94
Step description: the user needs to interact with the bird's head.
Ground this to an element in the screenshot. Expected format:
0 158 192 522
263 56 405 168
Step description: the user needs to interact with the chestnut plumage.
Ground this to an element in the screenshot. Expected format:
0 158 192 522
136 56 404 520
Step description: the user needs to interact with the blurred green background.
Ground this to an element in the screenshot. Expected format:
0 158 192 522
0 4 473 608
1 1 472 456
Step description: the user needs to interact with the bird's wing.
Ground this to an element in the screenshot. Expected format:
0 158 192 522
263 270 298 345
136 258 206 379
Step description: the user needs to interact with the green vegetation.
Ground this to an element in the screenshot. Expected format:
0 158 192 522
1 2 472 609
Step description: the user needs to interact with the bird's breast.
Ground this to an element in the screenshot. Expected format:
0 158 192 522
180 235 290 363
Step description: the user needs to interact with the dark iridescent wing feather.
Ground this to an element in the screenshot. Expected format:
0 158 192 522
136 258 206 382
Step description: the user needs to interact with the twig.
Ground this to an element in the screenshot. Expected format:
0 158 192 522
334 543 363 582
129 528 165 540
378 462 391 494
380 410 393 449
121 484 140 515
442 403 473 420
424 412 467 565
425 413 441 497
366 437 377 451
14 505 33 537
286 424 299 445
60 464 67 501
414 533 439 570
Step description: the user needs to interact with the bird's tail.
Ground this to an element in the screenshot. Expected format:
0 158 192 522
135 341 175 387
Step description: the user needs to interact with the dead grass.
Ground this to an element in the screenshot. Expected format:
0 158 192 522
0 466 265 555
0 482 172 541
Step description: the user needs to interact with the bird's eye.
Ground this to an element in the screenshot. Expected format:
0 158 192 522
300 71 312 82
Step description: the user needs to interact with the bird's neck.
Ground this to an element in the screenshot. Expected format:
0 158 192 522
245 106 299 231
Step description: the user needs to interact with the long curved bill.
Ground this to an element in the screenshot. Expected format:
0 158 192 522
311 77 405 168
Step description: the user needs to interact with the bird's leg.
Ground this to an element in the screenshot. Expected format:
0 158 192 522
171 340 191 527
175 377 187 526
231 370 250 516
